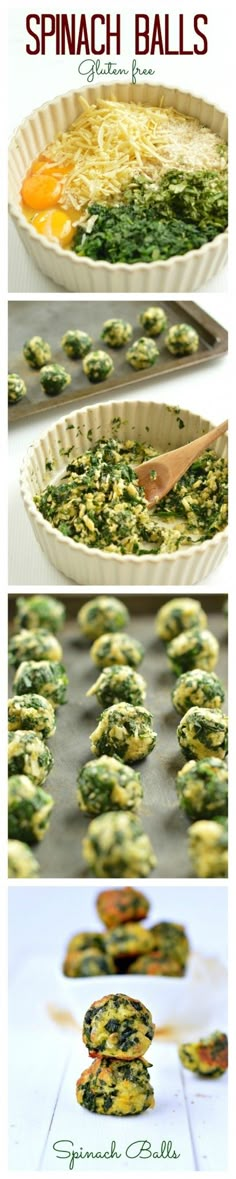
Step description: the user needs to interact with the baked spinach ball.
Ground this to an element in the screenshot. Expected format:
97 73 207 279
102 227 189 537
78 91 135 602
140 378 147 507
8 628 62 667
8 774 54 843
8 839 39 878
90 703 156 762
78 596 129 639
82 993 154 1060
8 694 56 739
126 337 159 369
76 1055 155 1115
77 755 143 815
13 660 68 707
156 597 207 643
83 350 114 382
40 363 71 396
8 730 53 785
87 665 146 708
150 921 190 972
165 324 199 356
179 1032 228 1077
172 669 225 716
128 952 185 976
23 336 51 369
96 887 150 929
167 628 219 675
8 374 27 404
91 633 144 669
61 329 92 358
101 319 133 347
139 306 167 336
63 948 115 977
177 706 228 760
188 816 228 877
83 812 157 877
176 758 228 819
106 924 154 961
15 595 65 633
66 932 108 955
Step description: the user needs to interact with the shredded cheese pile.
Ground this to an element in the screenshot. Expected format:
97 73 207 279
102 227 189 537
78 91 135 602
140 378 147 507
44 97 226 216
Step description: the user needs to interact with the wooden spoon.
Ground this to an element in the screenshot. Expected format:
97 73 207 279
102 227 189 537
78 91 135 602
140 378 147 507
135 419 228 508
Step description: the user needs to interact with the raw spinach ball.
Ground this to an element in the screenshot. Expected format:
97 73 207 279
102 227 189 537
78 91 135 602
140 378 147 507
23 336 51 369
8 693 56 739
8 730 53 785
139 307 167 336
83 812 157 877
61 329 92 358
87 665 146 707
8 774 54 843
188 817 228 877
40 363 71 396
13 660 68 708
101 319 132 347
8 628 62 667
83 350 114 383
177 706 228 760
78 596 129 639
172 669 225 715
126 337 159 369
15 595 65 633
167 627 219 675
90 703 157 762
8 374 27 404
176 758 228 818
91 632 144 669
156 597 207 642
77 755 143 814
165 324 199 356
8 839 39 878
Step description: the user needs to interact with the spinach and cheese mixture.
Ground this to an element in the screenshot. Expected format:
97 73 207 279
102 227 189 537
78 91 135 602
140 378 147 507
165 324 199 356
150 921 190 972
8 730 53 785
8 628 62 667
78 596 129 639
106 924 154 961
13 659 68 707
76 1055 155 1116
90 703 156 762
101 319 133 348
91 633 144 669
63 948 115 977
126 337 159 369
156 597 207 643
177 706 228 760
172 669 225 716
83 812 157 877
139 307 167 336
83 350 114 383
61 329 92 358
8 374 27 404
77 755 143 815
179 1032 228 1077
87 666 146 708
8 693 56 739
15 595 66 633
40 363 71 397
128 952 184 976
66 932 108 955
8 774 54 844
23 336 52 369
96 887 150 929
8 839 39 878
167 628 219 675
35 438 228 556
176 758 228 819
188 816 228 877
82 993 154 1060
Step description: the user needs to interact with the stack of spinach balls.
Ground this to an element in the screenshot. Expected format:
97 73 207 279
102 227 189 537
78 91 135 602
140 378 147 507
156 597 228 878
8 595 68 877
77 596 157 878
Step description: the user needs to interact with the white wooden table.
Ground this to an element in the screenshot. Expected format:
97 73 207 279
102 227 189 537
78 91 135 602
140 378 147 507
9 959 228 1172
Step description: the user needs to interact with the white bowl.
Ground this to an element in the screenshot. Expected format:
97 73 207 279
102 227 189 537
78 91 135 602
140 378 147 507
9 82 228 293
20 397 228 587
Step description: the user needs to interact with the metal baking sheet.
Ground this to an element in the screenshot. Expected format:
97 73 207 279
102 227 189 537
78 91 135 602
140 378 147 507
8 593 228 879
8 300 228 422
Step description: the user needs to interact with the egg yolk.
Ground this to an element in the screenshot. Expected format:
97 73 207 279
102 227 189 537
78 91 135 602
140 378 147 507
32 208 74 247
21 171 62 210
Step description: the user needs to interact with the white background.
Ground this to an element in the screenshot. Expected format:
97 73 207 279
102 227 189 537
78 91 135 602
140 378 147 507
8 293 229 586
8 0 228 292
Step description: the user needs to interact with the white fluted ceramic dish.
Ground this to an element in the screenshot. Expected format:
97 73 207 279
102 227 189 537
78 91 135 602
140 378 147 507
9 82 228 293
20 398 228 587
